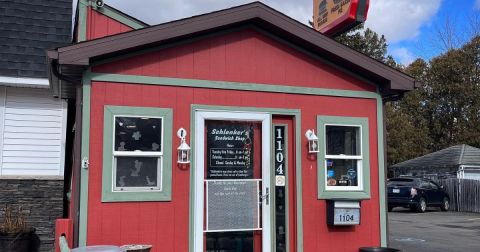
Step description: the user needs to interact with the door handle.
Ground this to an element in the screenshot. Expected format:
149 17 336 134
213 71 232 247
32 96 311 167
260 187 269 205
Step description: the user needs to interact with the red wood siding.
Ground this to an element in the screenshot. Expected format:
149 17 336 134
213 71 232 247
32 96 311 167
93 29 376 92
87 7 133 40
88 82 379 252
86 29 381 251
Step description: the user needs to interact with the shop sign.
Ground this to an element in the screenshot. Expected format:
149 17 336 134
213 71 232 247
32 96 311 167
313 0 370 36
206 122 254 179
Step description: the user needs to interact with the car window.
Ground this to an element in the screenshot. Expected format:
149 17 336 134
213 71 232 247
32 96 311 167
429 182 439 190
420 181 430 189
387 178 420 186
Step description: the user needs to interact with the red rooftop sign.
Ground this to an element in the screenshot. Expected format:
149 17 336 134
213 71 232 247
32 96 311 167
313 0 369 36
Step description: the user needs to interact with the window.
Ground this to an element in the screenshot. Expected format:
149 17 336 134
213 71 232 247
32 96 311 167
429 182 439 190
326 125 361 188
317 116 370 199
102 106 173 202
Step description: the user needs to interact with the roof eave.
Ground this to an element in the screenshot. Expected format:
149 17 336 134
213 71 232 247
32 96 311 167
48 2 415 96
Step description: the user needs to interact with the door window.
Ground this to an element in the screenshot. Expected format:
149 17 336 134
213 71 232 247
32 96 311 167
204 120 262 252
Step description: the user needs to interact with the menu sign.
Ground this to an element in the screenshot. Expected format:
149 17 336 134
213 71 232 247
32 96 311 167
206 121 254 179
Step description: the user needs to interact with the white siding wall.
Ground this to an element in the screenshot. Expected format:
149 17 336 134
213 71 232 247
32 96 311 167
0 86 67 176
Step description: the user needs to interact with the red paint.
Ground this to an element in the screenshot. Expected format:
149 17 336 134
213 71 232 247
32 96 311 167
84 29 381 251
55 218 73 252
93 29 375 92
86 7 133 40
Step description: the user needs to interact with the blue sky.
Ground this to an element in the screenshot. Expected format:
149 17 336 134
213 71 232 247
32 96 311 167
102 0 479 66
376 0 479 65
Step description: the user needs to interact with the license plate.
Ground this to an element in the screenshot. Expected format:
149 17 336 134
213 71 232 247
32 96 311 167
392 188 400 193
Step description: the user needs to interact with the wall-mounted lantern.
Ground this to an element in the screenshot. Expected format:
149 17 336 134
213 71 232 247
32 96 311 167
305 129 319 153
177 128 191 164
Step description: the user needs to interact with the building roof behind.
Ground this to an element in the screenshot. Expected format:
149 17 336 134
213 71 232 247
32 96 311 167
0 0 72 78
391 144 480 169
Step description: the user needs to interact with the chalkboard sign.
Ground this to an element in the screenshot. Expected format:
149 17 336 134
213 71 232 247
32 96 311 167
206 121 254 179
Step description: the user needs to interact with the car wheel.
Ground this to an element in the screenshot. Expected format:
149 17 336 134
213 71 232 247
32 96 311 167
441 197 450 211
417 197 427 213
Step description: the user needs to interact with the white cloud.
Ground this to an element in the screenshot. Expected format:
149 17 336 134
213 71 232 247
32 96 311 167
104 0 312 26
104 0 441 45
391 47 415 66
365 0 442 43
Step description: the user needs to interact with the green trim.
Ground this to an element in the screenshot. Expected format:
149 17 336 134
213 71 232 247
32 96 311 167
92 4 147 30
77 0 146 44
101 106 173 202
78 72 91 246
317 116 371 199
188 105 303 252
294 112 303 251
78 0 88 42
377 99 388 246
90 73 379 99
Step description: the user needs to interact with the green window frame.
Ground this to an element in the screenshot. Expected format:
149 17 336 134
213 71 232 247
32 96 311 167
102 105 173 202
317 116 370 199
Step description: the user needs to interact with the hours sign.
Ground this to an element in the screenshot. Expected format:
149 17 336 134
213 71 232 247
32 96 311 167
206 121 254 179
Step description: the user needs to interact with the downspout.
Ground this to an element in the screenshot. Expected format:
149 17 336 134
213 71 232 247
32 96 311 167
50 58 83 247
51 59 82 85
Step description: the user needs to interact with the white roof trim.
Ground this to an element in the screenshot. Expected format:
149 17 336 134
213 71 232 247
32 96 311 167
0 76 50 88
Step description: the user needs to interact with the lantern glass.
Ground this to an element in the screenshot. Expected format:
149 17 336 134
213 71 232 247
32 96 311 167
178 149 190 164
309 139 319 153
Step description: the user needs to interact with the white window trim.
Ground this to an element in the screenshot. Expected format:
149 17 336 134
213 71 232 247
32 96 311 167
111 115 164 192
324 123 364 191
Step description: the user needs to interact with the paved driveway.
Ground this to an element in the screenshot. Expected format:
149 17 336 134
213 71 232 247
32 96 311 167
388 209 480 252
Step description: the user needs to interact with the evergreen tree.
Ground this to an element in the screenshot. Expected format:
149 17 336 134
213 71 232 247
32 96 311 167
335 24 388 62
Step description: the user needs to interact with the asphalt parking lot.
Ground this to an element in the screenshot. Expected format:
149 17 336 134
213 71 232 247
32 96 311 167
388 208 480 252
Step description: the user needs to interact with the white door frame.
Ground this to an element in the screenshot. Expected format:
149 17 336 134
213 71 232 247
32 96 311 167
193 110 272 252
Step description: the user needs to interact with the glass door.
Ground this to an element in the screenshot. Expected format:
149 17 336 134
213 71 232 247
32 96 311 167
194 111 271 252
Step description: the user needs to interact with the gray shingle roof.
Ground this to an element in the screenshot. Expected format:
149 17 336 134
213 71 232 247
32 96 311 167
391 144 480 169
0 0 72 78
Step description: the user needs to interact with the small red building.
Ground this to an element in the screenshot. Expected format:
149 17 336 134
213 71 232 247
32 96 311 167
48 1 415 252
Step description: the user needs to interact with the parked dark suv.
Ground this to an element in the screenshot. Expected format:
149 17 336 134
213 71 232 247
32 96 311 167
387 177 450 213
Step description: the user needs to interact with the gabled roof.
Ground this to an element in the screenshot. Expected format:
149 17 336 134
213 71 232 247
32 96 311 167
0 0 72 78
48 1 416 98
391 144 480 169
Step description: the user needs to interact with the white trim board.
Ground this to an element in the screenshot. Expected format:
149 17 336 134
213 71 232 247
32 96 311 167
0 76 49 88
